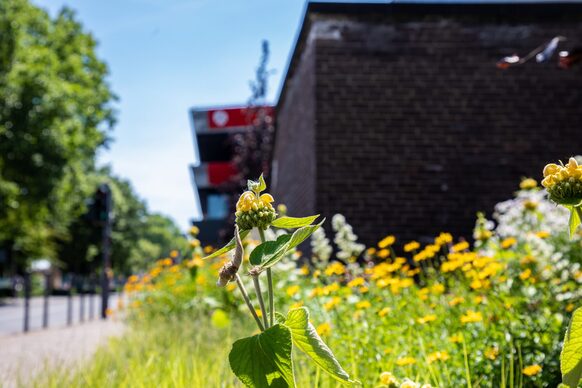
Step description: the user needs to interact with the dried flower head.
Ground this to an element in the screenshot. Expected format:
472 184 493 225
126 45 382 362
217 226 244 287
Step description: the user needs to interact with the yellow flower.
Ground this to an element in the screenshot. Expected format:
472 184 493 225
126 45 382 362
417 314 437 324
235 190 276 229
324 297 341 311
324 262 346 276
187 257 204 268
535 230 550 239
566 303 575 312
347 277 365 288
501 237 517 249
356 300 371 310
519 268 532 281
542 158 582 205
236 191 255 212
378 307 391 317
520 178 538 190
430 283 445 294
485 347 499 360
299 265 310 276
522 364 542 376
404 241 420 252
366 247 377 256
461 310 483 324
203 245 214 254
427 351 450 363
451 241 469 253
259 193 274 203
359 286 369 293
379 371 399 387
473 295 484 305
449 333 464 343
286 285 300 297
316 322 331 336
396 356 416 366
322 283 340 295
520 255 536 265
449 296 465 307
435 232 453 246
378 235 396 248
377 249 390 259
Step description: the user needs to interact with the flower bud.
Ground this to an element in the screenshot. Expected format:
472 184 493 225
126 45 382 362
235 191 277 230
542 159 582 206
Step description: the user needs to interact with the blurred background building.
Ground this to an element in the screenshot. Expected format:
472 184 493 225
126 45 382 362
271 1 582 246
189 106 274 244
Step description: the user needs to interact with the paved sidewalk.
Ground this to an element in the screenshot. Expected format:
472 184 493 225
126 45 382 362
0 318 124 387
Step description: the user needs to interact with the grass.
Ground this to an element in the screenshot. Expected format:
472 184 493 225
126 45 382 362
31 315 245 388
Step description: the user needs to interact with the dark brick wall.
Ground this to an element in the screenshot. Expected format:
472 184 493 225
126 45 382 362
272 42 317 217
276 7 582 246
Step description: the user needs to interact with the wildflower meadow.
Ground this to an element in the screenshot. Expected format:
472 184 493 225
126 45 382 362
41 161 582 388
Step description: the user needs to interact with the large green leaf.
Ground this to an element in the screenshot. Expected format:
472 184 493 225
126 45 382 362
284 307 355 386
249 234 292 265
259 220 324 270
287 220 324 250
570 207 582 239
229 324 295 388
561 308 582 387
271 215 319 229
203 229 250 260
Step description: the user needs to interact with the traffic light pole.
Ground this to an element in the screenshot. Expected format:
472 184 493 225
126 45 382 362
99 184 112 319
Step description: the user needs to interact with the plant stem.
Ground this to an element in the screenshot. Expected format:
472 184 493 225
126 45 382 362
258 228 275 327
252 275 269 329
235 274 264 331
266 269 274 327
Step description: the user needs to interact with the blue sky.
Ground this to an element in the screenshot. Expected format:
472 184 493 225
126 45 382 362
33 0 306 230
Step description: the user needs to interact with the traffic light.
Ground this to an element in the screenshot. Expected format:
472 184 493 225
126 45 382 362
88 184 112 226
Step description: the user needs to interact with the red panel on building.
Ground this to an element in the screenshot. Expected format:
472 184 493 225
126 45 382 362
206 107 274 129
207 162 238 185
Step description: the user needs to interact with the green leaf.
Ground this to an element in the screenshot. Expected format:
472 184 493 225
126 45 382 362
284 307 356 386
249 234 292 266
203 229 250 260
275 312 287 325
247 174 267 195
570 207 582 239
259 220 325 270
567 206 582 238
561 307 582 387
288 219 325 250
229 324 295 388
258 173 267 193
271 215 319 229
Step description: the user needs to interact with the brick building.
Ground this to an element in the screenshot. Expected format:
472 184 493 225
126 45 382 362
272 1 582 246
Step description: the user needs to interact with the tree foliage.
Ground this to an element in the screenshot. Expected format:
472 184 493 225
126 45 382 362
0 0 115 267
0 0 186 275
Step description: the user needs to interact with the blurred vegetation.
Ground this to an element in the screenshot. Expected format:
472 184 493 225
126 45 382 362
0 0 186 275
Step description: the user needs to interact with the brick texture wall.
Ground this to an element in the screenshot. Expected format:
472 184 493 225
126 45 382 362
272 42 317 217
274 4 582 246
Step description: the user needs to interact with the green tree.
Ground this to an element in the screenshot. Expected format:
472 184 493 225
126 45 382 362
57 169 187 275
0 0 116 269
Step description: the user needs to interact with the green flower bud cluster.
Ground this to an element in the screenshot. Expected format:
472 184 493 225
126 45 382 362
235 191 277 230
